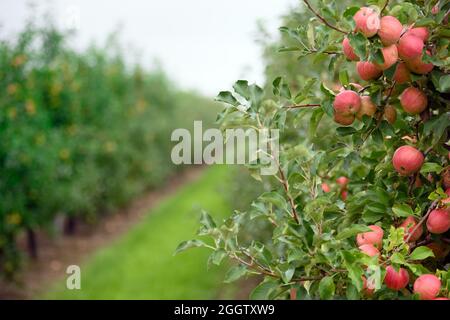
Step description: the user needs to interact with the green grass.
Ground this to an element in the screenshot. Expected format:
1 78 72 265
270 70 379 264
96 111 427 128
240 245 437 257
43 165 235 299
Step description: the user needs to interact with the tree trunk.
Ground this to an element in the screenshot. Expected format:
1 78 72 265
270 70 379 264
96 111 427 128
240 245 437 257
26 227 38 259
64 216 77 235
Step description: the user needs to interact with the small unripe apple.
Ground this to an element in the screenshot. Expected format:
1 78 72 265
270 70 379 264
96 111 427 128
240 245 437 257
321 183 331 193
384 266 409 290
406 50 434 75
393 62 411 84
336 176 349 186
400 216 423 242
398 34 424 60
413 274 441 300
375 45 398 70
357 61 382 81
378 16 403 45
354 7 380 38
356 96 377 120
356 225 384 248
333 90 361 116
426 209 450 234
334 112 355 126
392 145 424 176
383 105 397 124
406 27 430 42
400 87 428 114
342 37 359 61
359 244 380 257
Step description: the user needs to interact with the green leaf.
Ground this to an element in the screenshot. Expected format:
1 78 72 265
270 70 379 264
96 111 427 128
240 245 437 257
216 91 239 106
339 70 349 86
409 246 435 261
198 211 217 235
249 279 279 300
174 239 207 255
392 203 414 218
438 74 450 93
233 80 250 100
336 225 372 240
336 127 357 136
420 162 444 174
224 264 247 283
208 249 227 266
348 33 367 59
319 276 335 300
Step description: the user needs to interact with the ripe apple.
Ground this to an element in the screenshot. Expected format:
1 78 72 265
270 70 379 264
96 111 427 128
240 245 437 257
341 190 348 201
400 216 423 242
354 7 380 38
334 112 355 126
356 96 377 120
398 34 424 60
413 274 441 300
414 175 423 188
426 209 450 234
434 297 450 300
392 145 424 176
375 45 398 70
406 27 430 42
378 16 403 45
383 105 397 124
384 266 409 290
321 183 331 193
357 61 383 81
336 176 349 186
359 244 380 257
393 62 411 84
356 225 384 248
432 4 440 15
406 50 434 75
342 37 359 61
400 87 428 114
333 90 361 116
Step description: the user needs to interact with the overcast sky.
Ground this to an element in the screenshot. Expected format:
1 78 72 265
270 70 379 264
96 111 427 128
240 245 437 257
0 0 299 96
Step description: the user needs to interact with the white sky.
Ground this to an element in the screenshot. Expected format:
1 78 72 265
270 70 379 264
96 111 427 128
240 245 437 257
0 0 299 96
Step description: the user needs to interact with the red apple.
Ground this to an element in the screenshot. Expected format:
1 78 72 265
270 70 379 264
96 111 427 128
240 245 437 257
354 7 380 38
406 27 430 42
341 190 348 201
434 297 450 300
357 61 383 81
342 37 359 61
321 183 331 193
375 45 398 70
359 244 380 257
392 145 424 176
334 112 355 126
384 105 397 124
384 266 409 290
393 62 411 84
378 16 403 45
400 216 423 242
356 96 377 120
426 242 450 259
398 34 424 60
356 225 384 248
362 276 375 296
406 50 434 75
432 4 440 15
400 87 428 114
336 176 349 186
414 274 441 300
333 90 361 116
426 209 450 234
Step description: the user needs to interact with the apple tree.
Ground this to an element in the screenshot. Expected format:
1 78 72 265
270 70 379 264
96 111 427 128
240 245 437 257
178 0 450 300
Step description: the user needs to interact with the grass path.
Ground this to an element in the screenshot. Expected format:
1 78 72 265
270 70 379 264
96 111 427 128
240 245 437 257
44 165 235 299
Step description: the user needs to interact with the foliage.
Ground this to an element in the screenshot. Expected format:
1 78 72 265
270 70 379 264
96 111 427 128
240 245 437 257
0 22 218 277
181 0 450 300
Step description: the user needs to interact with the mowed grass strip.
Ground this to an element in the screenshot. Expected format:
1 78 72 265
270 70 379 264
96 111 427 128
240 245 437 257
44 165 234 299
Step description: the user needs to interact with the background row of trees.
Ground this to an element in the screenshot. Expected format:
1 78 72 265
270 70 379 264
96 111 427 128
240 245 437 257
0 22 218 277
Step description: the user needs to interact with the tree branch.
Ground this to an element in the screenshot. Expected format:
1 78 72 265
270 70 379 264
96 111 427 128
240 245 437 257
405 200 438 243
381 0 390 14
302 0 348 34
284 103 321 110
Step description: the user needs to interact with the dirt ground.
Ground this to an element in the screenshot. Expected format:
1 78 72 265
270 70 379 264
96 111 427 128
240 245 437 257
0 167 205 300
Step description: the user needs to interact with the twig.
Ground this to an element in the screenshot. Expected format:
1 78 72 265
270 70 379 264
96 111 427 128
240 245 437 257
277 161 300 224
302 0 347 34
405 200 438 243
284 103 321 110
